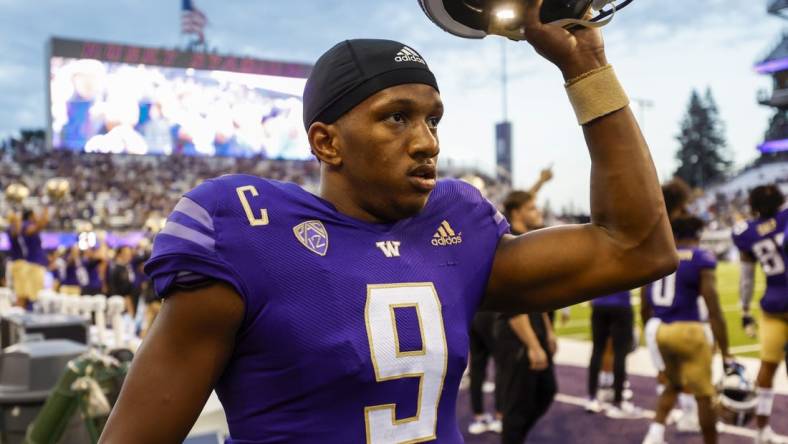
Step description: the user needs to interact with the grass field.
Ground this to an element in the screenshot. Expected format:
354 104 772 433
554 262 767 358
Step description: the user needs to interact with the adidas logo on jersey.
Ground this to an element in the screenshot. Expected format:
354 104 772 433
394 46 426 64
431 220 462 246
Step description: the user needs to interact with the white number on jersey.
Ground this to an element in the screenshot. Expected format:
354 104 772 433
652 272 677 307
752 233 785 276
364 283 448 443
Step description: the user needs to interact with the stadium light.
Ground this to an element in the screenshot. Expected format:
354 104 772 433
495 8 517 20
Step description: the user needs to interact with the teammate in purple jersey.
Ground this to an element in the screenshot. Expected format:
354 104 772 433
8 208 49 307
101 2 678 442
641 216 732 444
731 184 788 443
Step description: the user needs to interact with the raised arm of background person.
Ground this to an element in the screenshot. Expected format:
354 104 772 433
527 167 554 198
7 211 21 236
24 207 49 235
483 0 677 313
738 251 756 314
639 287 653 325
700 269 730 358
99 282 243 444
509 314 548 370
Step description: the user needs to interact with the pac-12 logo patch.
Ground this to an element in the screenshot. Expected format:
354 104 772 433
293 220 329 256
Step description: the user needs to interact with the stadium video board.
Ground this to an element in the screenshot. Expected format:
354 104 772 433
47 37 313 159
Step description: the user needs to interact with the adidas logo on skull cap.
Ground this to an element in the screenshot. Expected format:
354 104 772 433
394 46 426 64
302 39 438 130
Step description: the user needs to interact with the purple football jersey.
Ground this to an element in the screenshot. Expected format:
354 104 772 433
732 208 788 314
21 221 46 266
591 290 631 307
6 229 23 261
144 176 508 443
646 247 716 323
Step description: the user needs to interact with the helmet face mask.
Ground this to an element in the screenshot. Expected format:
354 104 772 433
716 372 758 427
418 0 634 40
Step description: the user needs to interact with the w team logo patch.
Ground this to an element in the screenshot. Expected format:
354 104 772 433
293 220 329 256
431 220 462 246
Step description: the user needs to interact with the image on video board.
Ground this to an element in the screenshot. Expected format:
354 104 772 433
49 57 311 159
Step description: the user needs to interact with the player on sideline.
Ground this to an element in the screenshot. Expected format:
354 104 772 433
585 290 637 418
495 188 559 443
732 184 787 444
466 168 552 436
641 216 734 444
99 2 677 442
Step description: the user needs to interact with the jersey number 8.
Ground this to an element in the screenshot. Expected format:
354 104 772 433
752 233 785 276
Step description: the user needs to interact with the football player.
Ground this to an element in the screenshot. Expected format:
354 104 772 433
641 216 734 444
81 238 108 296
100 2 677 442
5 210 26 303
466 310 503 434
12 207 50 308
732 184 787 444
59 244 85 295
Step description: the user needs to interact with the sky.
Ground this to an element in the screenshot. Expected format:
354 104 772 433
0 0 784 211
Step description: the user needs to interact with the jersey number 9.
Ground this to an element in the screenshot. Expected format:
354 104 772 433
364 283 448 443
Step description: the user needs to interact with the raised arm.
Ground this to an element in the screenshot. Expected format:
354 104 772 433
483 0 676 312
24 207 49 235
7 211 21 236
527 167 553 198
99 282 243 443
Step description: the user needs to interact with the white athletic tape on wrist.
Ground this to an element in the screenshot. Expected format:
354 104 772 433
756 388 774 416
565 64 629 125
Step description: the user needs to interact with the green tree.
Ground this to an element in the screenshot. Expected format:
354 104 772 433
674 88 731 188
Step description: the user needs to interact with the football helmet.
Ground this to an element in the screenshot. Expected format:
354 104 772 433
418 0 635 40
44 177 70 201
716 368 758 426
5 183 30 203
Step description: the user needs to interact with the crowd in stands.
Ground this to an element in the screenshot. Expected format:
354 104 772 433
0 132 320 231
0 132 514 233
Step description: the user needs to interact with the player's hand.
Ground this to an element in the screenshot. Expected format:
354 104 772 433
539 167 554 184
520 0 607 80
742 314 757 338
723 357 744 377
528 345 549 370
547 331 558 355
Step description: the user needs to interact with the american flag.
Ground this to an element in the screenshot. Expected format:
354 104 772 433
181 0 207 43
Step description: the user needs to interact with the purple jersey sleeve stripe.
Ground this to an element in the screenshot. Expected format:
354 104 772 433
168 210 215 238
173 196 214 231
160 221 216 251
483 197 510 238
